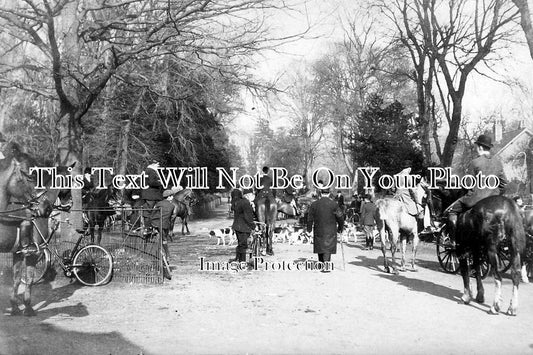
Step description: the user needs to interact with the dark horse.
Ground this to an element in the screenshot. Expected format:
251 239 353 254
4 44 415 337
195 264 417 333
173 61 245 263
170 188 196 235
0 143 59 316
456 195 525 315
82 185 117 244
256 192 299 255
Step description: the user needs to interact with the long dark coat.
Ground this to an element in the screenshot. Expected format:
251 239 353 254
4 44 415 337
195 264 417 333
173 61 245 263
307 196 344 254
232 194 256 233
461 154 506 208
141 167 163 201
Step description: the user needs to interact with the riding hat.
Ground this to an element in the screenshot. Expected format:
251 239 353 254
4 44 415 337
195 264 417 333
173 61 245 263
163 189 174 198
474 134 493 149
402 160 412 169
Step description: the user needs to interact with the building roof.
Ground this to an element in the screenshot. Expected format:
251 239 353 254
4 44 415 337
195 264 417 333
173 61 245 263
492 127 533 155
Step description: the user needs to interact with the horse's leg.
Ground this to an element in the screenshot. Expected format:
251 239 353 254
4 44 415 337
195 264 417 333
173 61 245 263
399 232 407 272
185 216 190 235
10 254 23 316
377 221 390 273
459 255 473 304
486 247 502 314
266 223 274 256
96 222 103 245
507 252 522 316
22 255 37 316
411 231 419 272
389 229 399 274
473 250 485 304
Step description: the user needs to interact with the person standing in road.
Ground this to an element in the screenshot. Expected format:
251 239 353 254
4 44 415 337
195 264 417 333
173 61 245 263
306 186 344 272
359 194 377 250
231 189 256 263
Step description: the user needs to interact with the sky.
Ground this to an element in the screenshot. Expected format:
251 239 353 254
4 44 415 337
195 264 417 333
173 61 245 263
228 0 533 154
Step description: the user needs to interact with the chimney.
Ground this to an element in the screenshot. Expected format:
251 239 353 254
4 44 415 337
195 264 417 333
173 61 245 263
493 121 503 143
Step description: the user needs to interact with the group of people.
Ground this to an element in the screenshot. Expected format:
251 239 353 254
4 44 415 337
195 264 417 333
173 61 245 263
230 133 521 272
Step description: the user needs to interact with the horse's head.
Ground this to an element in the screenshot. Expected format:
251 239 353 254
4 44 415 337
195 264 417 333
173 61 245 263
1 143 37 204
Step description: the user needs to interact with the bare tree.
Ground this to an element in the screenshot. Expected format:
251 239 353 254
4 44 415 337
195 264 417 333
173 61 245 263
310 18 415 190
0 0 308 228
513 0 533 59
376 0 519 166
282 68 329 184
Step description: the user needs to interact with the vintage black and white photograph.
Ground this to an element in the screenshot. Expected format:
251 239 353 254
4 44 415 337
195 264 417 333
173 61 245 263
1 0 533 354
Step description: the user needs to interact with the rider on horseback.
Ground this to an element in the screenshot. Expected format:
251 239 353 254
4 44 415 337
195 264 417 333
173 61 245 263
394 160 423 214
447 134 507 239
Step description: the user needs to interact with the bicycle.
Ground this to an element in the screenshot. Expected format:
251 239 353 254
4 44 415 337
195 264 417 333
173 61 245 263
18 214 113 286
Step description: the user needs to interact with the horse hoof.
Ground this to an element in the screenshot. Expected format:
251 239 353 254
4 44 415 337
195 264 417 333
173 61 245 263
475 295 485 304
384 267 390 274
487 307 499 315
10 306 22 316
461 295 471 305
23 307 36 317
507 307 517 316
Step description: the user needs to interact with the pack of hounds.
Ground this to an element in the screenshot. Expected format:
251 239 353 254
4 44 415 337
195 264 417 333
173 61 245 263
208 224 313 246
209 221 371 246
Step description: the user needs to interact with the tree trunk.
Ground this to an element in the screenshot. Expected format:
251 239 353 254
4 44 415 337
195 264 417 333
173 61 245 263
57 109 83 241
513 0 533 60
441 97 462 167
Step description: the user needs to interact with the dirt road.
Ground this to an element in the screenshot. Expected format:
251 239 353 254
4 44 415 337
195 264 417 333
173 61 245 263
2 202 533 355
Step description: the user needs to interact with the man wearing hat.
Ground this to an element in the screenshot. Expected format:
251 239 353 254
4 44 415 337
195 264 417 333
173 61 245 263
306 186 344 271
447 134 507 238
231 189 256 263
394 160 423 233
151 188 179 276
141 161 164 229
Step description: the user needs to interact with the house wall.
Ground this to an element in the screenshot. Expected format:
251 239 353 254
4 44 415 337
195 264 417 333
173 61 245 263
495 132 532 182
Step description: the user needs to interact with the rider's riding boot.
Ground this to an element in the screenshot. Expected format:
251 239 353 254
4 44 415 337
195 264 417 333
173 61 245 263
239 252 247 263
19 221 37 254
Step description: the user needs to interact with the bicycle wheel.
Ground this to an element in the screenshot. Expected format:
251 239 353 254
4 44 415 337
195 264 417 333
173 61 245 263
21 248 51 285
72 245 113 286
436 230 459 274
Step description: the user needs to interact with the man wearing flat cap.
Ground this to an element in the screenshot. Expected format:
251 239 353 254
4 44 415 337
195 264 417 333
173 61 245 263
231 189 256 263
447 134 507 238
306 186 344 271
151 189 178 276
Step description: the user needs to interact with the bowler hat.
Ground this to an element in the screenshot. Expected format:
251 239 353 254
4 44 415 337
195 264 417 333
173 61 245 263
242 188 254 195
402 160 413 169
474 134 493 149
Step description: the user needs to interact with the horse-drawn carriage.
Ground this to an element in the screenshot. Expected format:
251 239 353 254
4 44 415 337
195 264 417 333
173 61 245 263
424 193 533 280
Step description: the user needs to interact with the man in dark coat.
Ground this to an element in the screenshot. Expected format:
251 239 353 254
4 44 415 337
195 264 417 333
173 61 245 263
359 194 377 250
232 189 256 263
447 134 507 237
152 189 179 268
306 187 344 268
141 162 164 229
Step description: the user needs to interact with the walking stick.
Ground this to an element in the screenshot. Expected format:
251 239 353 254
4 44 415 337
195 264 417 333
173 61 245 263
340 232 346 271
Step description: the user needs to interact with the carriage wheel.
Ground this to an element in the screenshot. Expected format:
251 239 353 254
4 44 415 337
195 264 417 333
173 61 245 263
21 248 51 285
436 230 460 274
73 245 113 286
